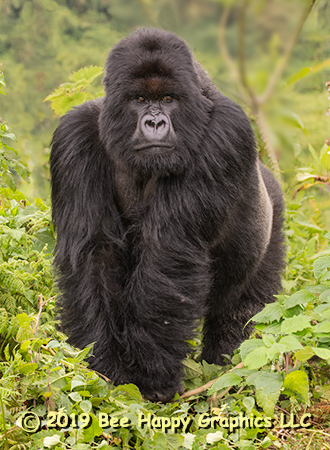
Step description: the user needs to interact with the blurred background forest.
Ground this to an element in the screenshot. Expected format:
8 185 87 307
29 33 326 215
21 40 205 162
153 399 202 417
1 0 330 222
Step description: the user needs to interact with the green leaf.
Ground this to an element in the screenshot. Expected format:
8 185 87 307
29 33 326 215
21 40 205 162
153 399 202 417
3 132 16 140
313 256 330 280
0 309 8 333
71 375 86 390
281 315 311 334
49 91 91 115
83 414 103 442
47 340 61 348
305 285 328 294
242 396 255 412
259 436 272 448
315 321 330 333
296 220 323 232
208 373 242 395
239 339 266 360
296 172 315 182
44 435 62 447
15 161 30 181
2 143 17 153
232 368 256 377
280 110 307 134
255 389 280 417
255 322 282 334
6 228 25 241
206 431 224 444
243 347 269 370
283 290 315 309
286 67 311 85
16 313 30 327
20 363 38 375
80 400 92 413
112 383 142 401
251 302 282 323
16 324 34 342
320 144 330 171
308 143 322 169
182 433 195 450
247 371 283 394
312 347 330 360
2 171 16 190
319 289 330 302
295 346 315 362
262 334 275 347
283 370 309 403
278 335 303 351
151 433 167 448
267 343 287 360
183 359 203 376
70 66 103 83
167 434 185 448
69 392 82 402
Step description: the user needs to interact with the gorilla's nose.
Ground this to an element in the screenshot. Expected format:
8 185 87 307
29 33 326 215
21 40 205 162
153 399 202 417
143 113 169 139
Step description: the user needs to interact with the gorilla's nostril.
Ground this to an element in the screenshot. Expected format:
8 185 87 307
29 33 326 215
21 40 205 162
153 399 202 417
156 120 166 130
145 120 155 128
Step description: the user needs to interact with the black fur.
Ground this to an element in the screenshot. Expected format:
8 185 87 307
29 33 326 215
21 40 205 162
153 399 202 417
50 28 285 403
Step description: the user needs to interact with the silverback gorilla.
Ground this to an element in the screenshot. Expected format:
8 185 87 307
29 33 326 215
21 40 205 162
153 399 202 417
50 28 285 402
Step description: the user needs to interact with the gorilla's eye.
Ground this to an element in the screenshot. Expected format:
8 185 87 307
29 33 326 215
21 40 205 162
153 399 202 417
162 95 172 102
137 96 146 102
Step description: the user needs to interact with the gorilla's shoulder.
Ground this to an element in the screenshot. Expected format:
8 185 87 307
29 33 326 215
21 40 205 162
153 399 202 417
57 97 104 133
52 98 104 157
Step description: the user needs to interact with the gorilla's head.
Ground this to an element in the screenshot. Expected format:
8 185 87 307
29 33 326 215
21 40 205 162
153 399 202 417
99 28 213 177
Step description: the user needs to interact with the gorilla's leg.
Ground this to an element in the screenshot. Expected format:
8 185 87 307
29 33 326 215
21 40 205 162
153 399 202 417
201 203 284 365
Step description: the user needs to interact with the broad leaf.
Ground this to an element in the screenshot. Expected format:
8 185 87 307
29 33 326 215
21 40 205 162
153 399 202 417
283 370 309 403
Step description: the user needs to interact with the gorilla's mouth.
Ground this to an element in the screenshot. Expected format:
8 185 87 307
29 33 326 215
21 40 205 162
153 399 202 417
134 144 175 152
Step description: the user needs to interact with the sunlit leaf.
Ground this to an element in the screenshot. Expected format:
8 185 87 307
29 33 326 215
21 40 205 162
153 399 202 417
286 67 311 85
283 370 309 403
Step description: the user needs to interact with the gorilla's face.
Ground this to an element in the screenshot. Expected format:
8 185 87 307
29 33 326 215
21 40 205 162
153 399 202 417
130 94 178 154
124 86 183 176
98 29 213 177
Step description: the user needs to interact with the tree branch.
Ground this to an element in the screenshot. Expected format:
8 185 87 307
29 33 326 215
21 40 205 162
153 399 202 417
238 0 258 107
218 6 250 105
181 361 244 399
259 0 317 105
256 108 281 181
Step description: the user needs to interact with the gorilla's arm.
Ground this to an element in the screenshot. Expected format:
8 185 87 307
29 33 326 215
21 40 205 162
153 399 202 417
50 98 119 269
51 99 130 382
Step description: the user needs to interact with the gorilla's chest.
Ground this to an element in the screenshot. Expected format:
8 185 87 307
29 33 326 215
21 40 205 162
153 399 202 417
113 163 157 214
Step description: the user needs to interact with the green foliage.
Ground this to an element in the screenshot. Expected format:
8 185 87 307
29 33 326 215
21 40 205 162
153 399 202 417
0 71 30 191
0 191 55 358
0 70 5 95
45 66 104 116
286 67 311 87
0 208 328 450
296 143 330 185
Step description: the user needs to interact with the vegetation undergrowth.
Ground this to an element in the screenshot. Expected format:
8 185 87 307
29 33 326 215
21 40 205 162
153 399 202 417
1 69 330 450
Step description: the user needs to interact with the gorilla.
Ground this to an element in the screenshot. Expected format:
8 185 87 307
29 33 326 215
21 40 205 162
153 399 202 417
50 28 285 403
